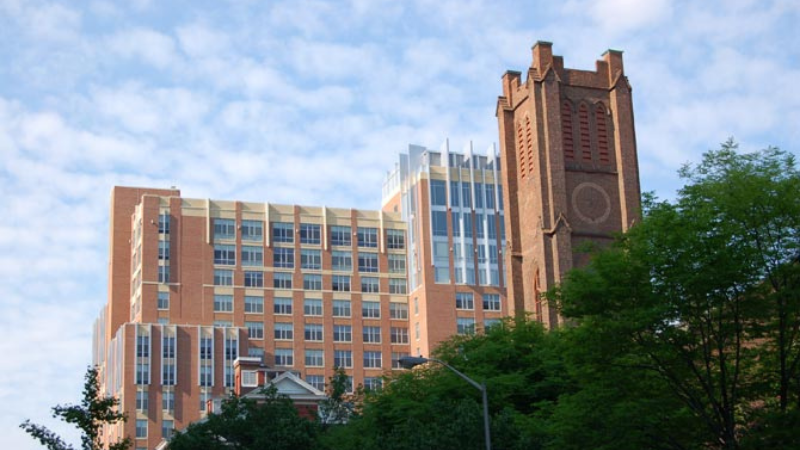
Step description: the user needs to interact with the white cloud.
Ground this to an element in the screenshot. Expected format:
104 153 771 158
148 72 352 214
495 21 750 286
106 27 180 69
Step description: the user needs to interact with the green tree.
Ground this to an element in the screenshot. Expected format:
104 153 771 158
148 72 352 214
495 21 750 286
167 386 320 450
554 140 800 449
20 366 130 450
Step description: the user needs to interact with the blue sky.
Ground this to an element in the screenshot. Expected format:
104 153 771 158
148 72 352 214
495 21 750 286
1 0 798 448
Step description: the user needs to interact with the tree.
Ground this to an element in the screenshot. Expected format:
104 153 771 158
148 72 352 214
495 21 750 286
167 386 320 450
554 140 800 449
20 366 130 450
319 367 356 427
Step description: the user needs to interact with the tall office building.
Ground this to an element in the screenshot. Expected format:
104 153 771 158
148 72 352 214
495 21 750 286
496 42 641 327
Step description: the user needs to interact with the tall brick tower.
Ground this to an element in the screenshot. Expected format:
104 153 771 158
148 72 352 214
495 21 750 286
496 41 641 327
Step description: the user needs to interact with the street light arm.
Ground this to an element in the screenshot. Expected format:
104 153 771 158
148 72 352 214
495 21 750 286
425 358 484 392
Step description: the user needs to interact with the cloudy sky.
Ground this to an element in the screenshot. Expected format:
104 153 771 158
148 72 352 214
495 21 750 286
1 0 798 447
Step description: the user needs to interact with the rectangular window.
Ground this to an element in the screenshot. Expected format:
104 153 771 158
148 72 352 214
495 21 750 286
274 323 293 340
361 277 379 293
300 223 321 245
241 220 263 241
474 183 484 209
303 274 322 290
304 324 323 341
162 390 174 411
274 348 293 366
244 296 264 314
200 364 213 387
431 210 448 237
485 184 495 210
244 271 263 287
136 419 147 439
214 320 232 327
390 303 408 320
214 218 235 241
307 375 325 391
487 214 497 239
200 337 213 360
391 327 409 344
333 325 352 342
242 246 263 266
274 297 293 315
334 350 353 368
273 272 292 289
386 229 405 249
476 215 486 239
248 347 264 359
357 227 378 248
461 182 472 209
301 249 322 270
389 278 407 294
136 362 149 385
305 349 324 367
415 322 420 339
214 244 236 265
162 337 175 358
362 301 380 319
358 252 379 273
484 318 501 330
363 351 382 368
363 326 381 343
136 389 148 411
242 371 258 387
273 247 294 268
456 292 474 310
158 214 170 234
157 292 169 310
332 251 352 271
333 300 351 317
158 266 169 284
482 293 501 311
158 240 169 261
273 222 294 243
214 269 233 286
392 352 410 369
364 377 382 391
304 298 322 316
246 322 264 339
452 211 461 237
332 275 351 292
388 254 406 274
430 179 447 206
330 226 352 246
214 295 233 312
457 317 475 335
137 334 150 358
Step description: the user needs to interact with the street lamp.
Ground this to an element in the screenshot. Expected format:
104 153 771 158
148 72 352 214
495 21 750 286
399 356 491 450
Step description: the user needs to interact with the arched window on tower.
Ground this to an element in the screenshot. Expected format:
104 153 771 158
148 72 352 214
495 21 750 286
578 103 592 162
561 100 575 161
517 121 526 179
596 104 610 164
525 116 534 174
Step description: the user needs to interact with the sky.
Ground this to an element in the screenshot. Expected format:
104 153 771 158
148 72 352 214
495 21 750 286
1 0 798 448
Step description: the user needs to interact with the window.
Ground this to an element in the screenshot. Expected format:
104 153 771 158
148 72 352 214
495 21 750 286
214 295 233 312
248 347 264 359
392 352 410 369
199 364 212 387
461 182 472 208
457 317 475 335
332 275 351 292
158 240 169 261
274 297 292 315
332 251 352 271
136 389 148 411
244 271 263 287
333 300 351 317
330 226 351 246
456 292 474 310
391 327 409 344
363 351 382 368
388 254 405 274
244 296 264 314
162 336 175 358
303 274 322 290
386 229 405 249
301 249 321 270
242 370 258 387
358 252 379 273
415 322 420 339
162 364 176 385
305 349 324 367
357 227 378 248
485 184 495 210
363 326 381 343
214 269 233 286
273 248 294 268
274 348 293 366
450 180 461 206
273 272 292 289
474 182 484 209
214 219 235 240
300 223 321 245
304 298 322 316
273 222 294 243
483 293 501 311
413 298 419 315
200 337 212 360
241 220 263 241
214 244 236 265
484 318 501 330
137 334 149 358
274 323 293 340
463 214 473 238
334 350 352 368
158 214 170 234
162 390 174 411
158 266 169 284
476 215 486 239
390 303 408 320
362 301 380 318
389 278 407 294
361 277 379 293
430 179 446 206
452 211 462 237
487 214 497 239
304 324 323 341
135 419 147 439
364 377 382 391
214 320 232 327
157 292 169 310
333 325 352 342
307 375 325 392
242 246 263 266
432 211 448 237
246 322 264 339
199 390 212 411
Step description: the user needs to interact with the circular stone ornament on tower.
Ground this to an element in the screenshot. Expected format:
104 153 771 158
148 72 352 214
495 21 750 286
571 182 611 224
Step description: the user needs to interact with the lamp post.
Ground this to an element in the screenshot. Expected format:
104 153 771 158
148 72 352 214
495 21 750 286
399 356 491 450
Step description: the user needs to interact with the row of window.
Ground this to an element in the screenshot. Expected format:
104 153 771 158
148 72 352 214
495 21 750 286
431 211 502 240
212 269 407 293
455 293 502 311
430 180 504 210
213 245 405 271
211 296 409 319
213 220 405 249
244 323 407 344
